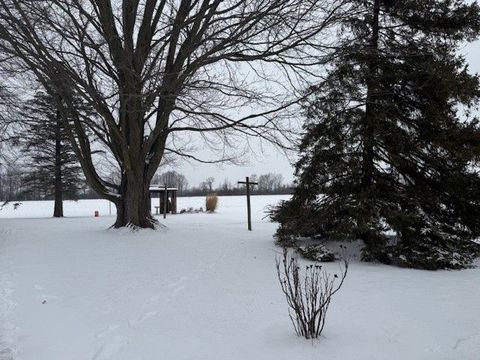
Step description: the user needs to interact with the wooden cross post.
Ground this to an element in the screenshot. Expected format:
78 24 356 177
238 176 258 231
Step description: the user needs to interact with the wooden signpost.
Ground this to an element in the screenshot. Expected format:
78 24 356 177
238 176 258 231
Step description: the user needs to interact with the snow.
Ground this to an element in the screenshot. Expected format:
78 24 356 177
1 195 479 360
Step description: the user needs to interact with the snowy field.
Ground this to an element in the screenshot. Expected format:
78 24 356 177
0 195 479 360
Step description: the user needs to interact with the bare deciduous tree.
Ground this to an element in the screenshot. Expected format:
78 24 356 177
258 172 284 192
154 170 188 194
0 0 345 228
205 176 215 192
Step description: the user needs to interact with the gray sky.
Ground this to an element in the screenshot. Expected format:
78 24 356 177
170 41 480 189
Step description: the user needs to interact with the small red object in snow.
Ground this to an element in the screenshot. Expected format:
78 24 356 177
94 210 99 217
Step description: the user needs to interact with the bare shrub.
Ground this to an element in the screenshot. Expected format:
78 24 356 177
206 193 218 213
276 247 348 339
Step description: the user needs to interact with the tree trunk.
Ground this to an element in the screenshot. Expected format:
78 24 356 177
359 0 381 253
112 170 155 228
53 109 63 218
361 0 380 190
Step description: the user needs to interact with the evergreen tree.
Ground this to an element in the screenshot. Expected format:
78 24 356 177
273 0 480 269
21 91 86 217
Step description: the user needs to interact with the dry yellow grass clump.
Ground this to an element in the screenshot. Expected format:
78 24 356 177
206 193 218 212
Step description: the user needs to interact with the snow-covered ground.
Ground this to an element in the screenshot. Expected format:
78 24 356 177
0 195 479 360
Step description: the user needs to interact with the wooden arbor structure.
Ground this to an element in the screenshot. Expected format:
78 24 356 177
149 185 178 215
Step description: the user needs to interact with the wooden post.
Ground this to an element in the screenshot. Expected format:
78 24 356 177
246 179 251 230
172 190 177 214
238 176 258 231
158 189 161 215
163 184 168 219
147 190 151 213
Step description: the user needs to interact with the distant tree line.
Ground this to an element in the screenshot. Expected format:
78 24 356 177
0 169 293 202
151 171 293 197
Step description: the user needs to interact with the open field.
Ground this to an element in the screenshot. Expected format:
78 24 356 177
0 195 479 360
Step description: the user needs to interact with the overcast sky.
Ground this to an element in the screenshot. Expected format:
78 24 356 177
169 41 480 188
177 145 297 188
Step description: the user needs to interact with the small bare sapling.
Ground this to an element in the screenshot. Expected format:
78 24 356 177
276 247 348 339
